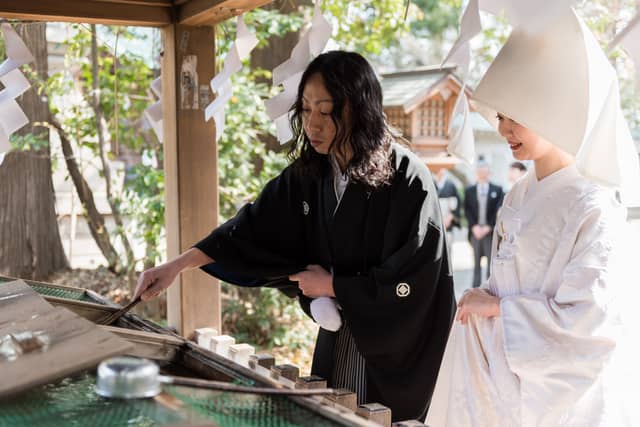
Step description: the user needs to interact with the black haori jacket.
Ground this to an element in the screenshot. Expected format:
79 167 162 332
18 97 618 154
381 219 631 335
194 143 456 421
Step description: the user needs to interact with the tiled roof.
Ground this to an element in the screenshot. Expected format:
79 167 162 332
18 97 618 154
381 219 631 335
380 66 457 108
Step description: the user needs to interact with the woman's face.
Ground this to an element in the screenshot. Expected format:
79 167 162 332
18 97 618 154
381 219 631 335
302 73 337 155
497 114 555 161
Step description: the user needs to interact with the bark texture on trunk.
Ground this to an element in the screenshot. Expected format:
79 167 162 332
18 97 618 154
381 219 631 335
0 23 69 280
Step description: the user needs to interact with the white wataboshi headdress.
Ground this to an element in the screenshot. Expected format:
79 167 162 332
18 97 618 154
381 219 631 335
472 9 640 205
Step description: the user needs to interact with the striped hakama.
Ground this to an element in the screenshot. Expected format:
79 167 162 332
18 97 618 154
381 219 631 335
331 322 367 404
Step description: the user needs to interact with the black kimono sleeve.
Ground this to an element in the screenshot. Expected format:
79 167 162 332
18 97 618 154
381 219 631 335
193 163 306 295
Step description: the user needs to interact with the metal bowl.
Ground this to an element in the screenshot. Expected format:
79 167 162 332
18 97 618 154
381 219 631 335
95 356 162 399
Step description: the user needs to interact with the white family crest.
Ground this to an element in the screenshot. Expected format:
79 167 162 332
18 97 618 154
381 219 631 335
302 201 310 216
396 282 411 297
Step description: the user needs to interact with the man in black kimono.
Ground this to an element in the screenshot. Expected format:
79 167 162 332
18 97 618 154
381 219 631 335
134 51 456 422
192 144 455 421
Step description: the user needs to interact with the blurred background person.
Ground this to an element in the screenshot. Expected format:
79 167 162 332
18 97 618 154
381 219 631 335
464 159 504 288
434 168 461 259
507 161 527 190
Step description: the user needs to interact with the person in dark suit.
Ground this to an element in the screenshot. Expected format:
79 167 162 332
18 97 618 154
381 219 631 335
434 168 461 257
464 160 504 288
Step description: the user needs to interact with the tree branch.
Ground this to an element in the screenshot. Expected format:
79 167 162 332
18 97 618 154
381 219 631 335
90 24 135 273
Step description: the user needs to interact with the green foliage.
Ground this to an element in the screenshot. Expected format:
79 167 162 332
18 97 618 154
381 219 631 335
245 8 305 50
10 132 49 151
217 70 289 221
222 285 314 348
576 0 640 131
323 0 410 54
121 162 165 267
409 0 461 41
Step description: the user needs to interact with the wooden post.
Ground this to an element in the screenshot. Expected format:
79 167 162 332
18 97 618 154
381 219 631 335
162 24 220 339
356 403 392 427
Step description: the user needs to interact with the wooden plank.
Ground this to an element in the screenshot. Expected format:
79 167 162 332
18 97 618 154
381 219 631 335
96 0 173 6
356 403 392 427
0 306 133 398
169 25 220 339
178 0 272 26
45 297 112 322
323 389 358 412
0 0 173 26
162 23 184 337
178 342 279 387
0 280 53 325
99 325 185 361
296 375 327 389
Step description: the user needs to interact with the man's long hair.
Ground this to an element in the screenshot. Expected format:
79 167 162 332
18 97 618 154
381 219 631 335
288 51 394 189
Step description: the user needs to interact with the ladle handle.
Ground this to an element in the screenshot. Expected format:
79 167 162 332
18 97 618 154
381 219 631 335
158 375 333 396
99 295 143 325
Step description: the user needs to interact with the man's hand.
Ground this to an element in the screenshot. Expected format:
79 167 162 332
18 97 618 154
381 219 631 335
289 265 335 298
134 261 182 301
134 248 213 301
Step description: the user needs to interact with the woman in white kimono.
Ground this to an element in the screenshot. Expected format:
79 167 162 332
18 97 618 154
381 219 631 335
427 8 640 427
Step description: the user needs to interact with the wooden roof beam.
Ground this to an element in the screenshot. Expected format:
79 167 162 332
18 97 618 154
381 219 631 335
178 0 271 26
0 0 174 26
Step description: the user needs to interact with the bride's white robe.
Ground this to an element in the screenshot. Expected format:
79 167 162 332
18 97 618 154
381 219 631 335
427 165 633 427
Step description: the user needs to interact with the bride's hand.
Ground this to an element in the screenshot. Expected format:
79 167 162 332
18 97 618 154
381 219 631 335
456 289 501 325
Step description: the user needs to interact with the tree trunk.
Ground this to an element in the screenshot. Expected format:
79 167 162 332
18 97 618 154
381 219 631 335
0 23 69 280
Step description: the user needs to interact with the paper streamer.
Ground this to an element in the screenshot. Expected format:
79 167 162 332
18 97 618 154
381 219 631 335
0 23 35 77
266 0 332 144
204 15 258 141
150 75 162 98
205 80 233 121
275 112 294 145
263 70 303 121
0 99 29 152
447 88 475 164
441 0 480 80
0 68 30 105
0 24 34 158
213 109 226 142
144 76 163 142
